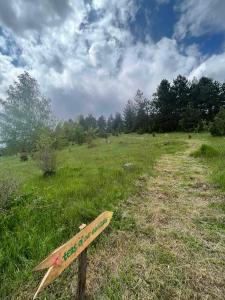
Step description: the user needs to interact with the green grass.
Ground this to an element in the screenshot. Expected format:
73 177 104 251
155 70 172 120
191 143 219 158
0 133 185 299
193 135 225 190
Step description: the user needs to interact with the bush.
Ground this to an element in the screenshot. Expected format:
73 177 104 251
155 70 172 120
35 135 56 176
191 144 219 158
20 150 28 161
210 107 225 136
0 176 19 209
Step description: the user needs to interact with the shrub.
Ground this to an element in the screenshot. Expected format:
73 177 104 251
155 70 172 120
210 107 225 136
20 150 28 161
35 134 56 176
0 176 19 209
191 144 219 158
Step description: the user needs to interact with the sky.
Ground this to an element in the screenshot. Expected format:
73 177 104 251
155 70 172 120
0 0 225 119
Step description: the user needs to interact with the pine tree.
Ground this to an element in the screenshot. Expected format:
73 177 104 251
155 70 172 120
123 100 136 133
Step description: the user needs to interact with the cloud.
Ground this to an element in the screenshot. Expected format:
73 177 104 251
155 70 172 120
0 0 224 119
174 0 225 39
0 0 73 36
189 52 225 81
0 53 25 99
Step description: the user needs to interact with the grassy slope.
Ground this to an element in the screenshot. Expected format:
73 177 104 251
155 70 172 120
198 134 225 191
96 136 225 299
0 133 185 299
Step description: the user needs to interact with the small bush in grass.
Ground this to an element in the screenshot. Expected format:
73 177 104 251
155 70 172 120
191 144 219 158
0 176 19 209
20 149 28 161
35 134 56 176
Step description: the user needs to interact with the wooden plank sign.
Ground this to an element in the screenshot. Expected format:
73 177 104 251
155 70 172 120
33 211 113 299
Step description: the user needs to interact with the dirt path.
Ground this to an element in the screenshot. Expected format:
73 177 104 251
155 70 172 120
90 139 225 299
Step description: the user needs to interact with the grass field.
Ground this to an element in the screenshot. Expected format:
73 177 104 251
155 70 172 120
193 135 225 191
1 133 225 299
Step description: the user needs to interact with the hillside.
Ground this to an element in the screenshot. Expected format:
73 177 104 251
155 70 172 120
1 133 225 299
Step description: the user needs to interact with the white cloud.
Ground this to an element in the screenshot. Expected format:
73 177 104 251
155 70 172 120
0 53 25 99
0 0 224 119
174 0 225 39
189 52 225 81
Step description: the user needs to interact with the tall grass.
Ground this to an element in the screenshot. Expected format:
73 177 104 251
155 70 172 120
192 135 225 190
0 134 185 299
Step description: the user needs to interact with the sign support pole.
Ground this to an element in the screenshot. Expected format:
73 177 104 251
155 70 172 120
76 224 87 300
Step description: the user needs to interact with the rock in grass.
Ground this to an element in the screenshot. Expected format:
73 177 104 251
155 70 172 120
123 162 134 170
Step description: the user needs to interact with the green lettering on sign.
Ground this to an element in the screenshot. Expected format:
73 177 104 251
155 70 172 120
63 218 108 261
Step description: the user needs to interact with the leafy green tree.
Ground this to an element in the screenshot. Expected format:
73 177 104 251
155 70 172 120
0 72 52 153
210 107 225 136
54 122 69 149
62 119 76 142
35 133 56 176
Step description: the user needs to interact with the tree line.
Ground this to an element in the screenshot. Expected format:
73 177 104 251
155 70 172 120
124 75 225 134
1 72 225 158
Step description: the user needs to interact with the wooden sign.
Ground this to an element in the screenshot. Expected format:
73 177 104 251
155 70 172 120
33 211 113 299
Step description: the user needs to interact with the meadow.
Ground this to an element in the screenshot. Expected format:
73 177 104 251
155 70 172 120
1 133 225 299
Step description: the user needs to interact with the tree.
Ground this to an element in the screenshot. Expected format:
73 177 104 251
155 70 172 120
112 113 124 135
54 122 69 149
179 103 201 132
0 72 52 153
171 75 190 121
35 133 56 176
210 107 225 136
107 114 114 133
190 77 221 121
73 124 85 145
123 100 136 133
85 114 97 129
85 127 97 147
97 115 107 137
133 90 150 133
152 79 177 132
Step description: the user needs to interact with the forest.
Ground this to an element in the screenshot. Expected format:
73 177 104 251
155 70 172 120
1 72 225 159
